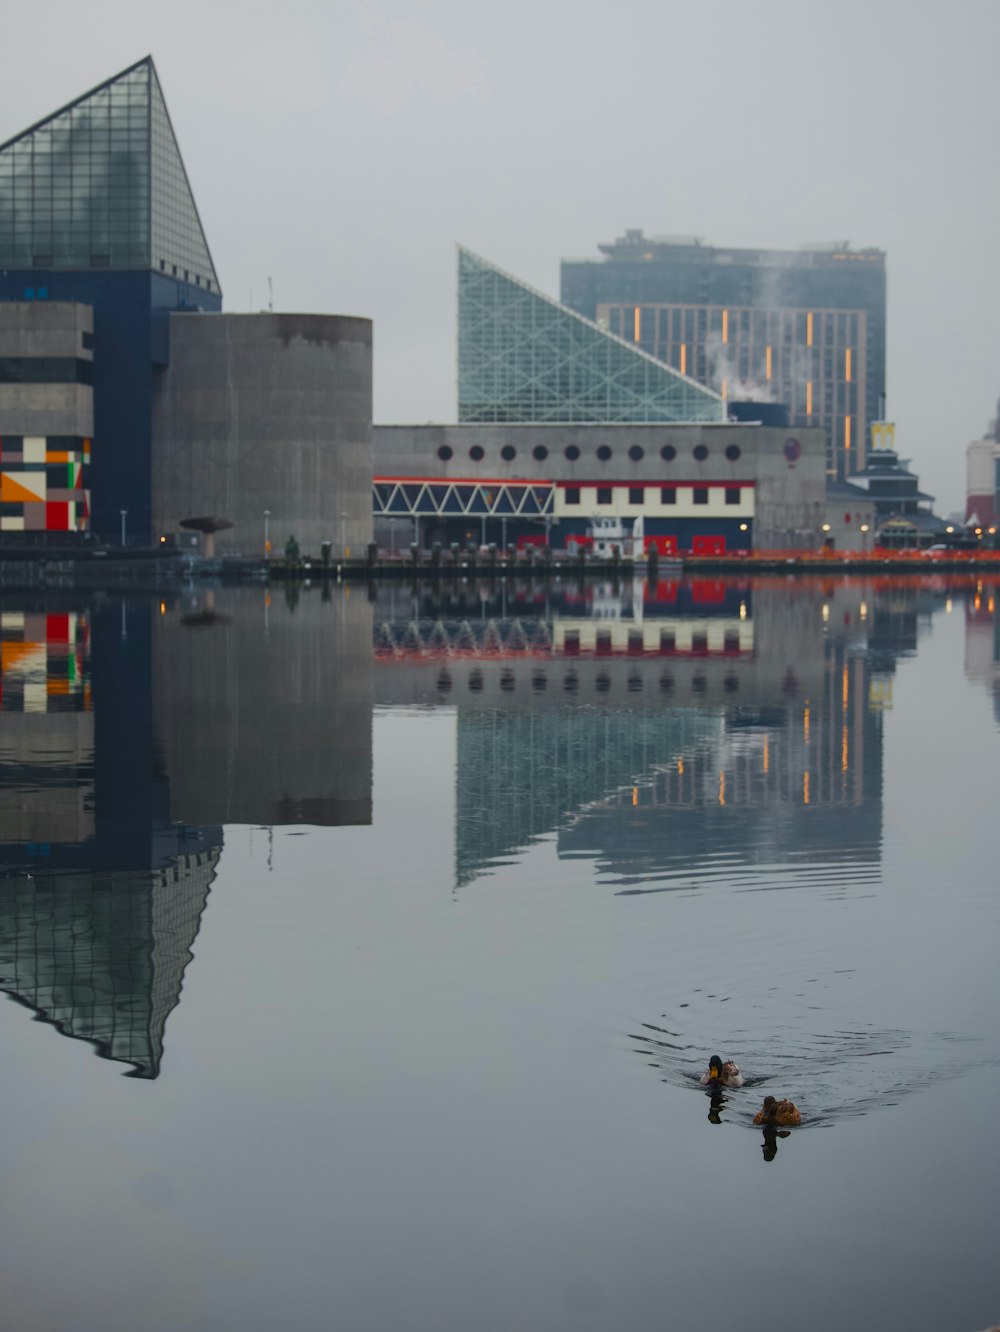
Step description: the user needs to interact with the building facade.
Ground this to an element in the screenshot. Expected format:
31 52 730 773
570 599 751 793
1 58 375 554
0 57 221 540
0 301 93 532
965 398 1000 527
152 312 373 558
560 231 886 483
374 420 826 554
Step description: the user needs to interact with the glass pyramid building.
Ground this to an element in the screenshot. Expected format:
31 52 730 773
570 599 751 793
0 55 219 291
458 246 723 424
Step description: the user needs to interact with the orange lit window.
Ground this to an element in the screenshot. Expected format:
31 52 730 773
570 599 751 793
633 307 641 342
765 345 772 380
680 344 687 375
845 347 852 382
845 416 852 451
806 381 813 415
807 311 813 347
722 309 729 344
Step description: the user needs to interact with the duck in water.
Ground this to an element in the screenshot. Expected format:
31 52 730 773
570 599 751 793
752 1095 802 1128
699 1055 744 1088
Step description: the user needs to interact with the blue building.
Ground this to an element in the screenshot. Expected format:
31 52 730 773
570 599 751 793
0 57 221 540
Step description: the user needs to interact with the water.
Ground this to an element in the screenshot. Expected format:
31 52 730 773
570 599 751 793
0 574 998 1330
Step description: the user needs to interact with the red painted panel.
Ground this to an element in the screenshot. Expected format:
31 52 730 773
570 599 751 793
645 535 678 556
692 535 727 557
47 614 70 644
45 501 69 531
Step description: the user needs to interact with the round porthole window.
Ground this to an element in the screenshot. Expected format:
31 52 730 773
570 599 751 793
660 445 676 461
469 445 484 461
533 444 549 461
437 445 453 461
725 444 741 461
693 444 709 461
565 444 580 461
628 445 644 462
500 445 516 461
597 445 612 462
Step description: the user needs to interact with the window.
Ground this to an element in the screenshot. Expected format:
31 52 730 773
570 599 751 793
597 445 612 461
725 443 741 461
565 444 580 461
661 445 676 461
469 445 484 461
532 444 548 461
501 445 516 461
725 487 740 505
597 487 612 505
628 445 644 462
437 445 453 460
565 486 580 504
693 444 709 461
661 486 676 504
629 486 644 504
693 487 709 505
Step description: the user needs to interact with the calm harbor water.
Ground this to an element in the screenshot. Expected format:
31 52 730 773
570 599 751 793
0 573 998 1331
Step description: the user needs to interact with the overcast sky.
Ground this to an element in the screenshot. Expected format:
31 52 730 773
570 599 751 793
3 0 998 511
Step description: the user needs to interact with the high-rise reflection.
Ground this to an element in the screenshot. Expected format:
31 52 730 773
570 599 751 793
372 575 953 889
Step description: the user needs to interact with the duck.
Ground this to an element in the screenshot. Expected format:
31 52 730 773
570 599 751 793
753 1095 801 1128
699 1055 745 1088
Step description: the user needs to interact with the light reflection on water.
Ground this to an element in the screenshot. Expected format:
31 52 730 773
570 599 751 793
0 573 999 1330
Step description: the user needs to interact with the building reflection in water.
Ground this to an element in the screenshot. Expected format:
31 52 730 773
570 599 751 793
0 589 373 1076
373 574 953 890
962 576 1000 722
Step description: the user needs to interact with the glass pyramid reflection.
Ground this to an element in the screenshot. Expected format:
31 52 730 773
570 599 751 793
0 56 220 292
458 246 722 424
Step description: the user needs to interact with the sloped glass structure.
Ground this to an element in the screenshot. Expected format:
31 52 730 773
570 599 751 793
458 247 723 424
0 57 218 290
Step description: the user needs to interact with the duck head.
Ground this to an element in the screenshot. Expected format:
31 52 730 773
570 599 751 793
707 1055 724 1081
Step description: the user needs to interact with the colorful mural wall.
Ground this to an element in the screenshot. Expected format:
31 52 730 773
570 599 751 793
0 435 91 532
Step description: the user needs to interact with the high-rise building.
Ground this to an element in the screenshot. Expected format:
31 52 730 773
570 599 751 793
560 231 886 482
457 247 724 425
0 56 221 539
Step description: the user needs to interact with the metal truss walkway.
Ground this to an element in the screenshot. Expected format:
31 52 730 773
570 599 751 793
373 478 554 520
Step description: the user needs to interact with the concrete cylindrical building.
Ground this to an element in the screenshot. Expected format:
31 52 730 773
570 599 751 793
152 313 372 558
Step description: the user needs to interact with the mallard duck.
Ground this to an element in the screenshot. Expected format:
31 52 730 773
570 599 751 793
753 1095 801 1128
699 1055 745 1088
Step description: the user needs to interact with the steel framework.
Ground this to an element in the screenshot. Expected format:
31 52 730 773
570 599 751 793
374 477 554 519
457 246 724 425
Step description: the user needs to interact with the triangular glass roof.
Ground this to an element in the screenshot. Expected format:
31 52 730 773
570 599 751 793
457 247 722 425
0 56 220 293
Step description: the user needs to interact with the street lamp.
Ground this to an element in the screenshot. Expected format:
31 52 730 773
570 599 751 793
263 509 271 560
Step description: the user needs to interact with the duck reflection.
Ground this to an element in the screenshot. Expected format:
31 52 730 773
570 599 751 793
760 1125 791 1162
706 1084 727 1124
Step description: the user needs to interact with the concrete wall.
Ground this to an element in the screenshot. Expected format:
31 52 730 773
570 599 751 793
0 302 93 437
152 313 373 557
373 422 826 549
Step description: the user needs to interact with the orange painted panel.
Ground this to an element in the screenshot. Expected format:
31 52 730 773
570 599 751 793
2 472 46 503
